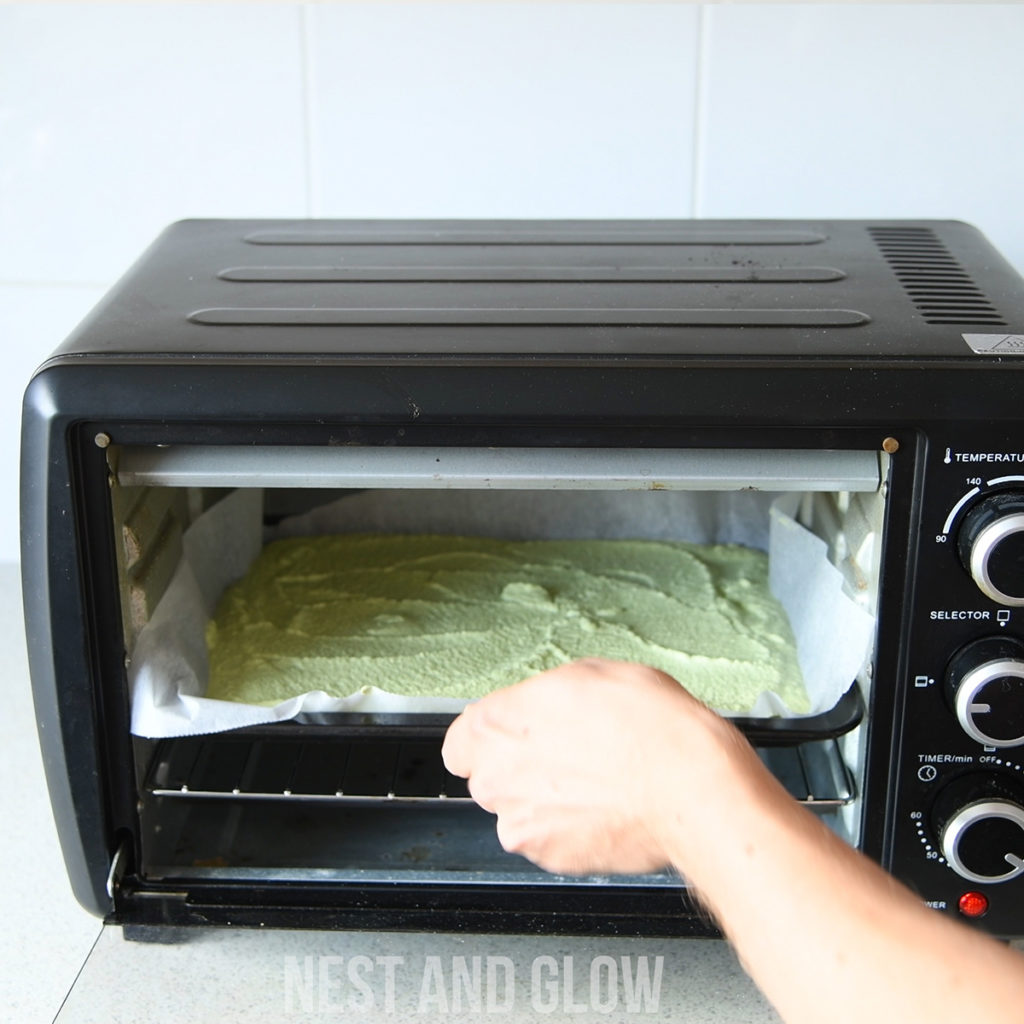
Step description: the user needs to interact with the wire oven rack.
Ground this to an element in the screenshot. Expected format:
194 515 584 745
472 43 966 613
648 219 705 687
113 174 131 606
144 733 854 810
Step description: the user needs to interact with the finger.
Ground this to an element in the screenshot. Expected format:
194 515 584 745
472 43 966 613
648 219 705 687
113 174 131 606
494 812 530 858
466 773 498 814
441 708 474 777
442 687 522 778
443 671 562 778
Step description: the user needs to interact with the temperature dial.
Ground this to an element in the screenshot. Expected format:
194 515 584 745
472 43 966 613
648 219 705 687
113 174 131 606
958 492 1024 606
946 637 1024 747
932 773 1024 884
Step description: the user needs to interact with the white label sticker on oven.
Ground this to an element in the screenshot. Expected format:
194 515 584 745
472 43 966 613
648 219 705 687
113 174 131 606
962 333 1024 355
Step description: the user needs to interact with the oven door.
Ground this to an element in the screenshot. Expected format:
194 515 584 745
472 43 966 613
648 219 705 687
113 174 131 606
91 437 886 936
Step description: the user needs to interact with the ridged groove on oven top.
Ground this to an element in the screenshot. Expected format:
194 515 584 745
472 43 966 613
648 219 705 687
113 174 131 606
218 266 847 284
188 307 871 328
242 225 829 246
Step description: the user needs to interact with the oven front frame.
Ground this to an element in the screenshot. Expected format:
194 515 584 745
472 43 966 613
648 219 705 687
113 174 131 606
23 356 931 934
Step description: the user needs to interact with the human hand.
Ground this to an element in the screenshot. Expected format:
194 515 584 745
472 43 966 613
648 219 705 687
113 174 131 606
449 669 1024 1024
441 658 741 876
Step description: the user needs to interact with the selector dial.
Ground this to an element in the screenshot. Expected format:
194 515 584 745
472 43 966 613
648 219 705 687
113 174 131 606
932 773 1024 884
958 492 1024 606
946 637 1024 747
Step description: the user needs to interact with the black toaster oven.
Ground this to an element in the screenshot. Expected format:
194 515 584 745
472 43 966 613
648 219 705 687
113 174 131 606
21 218 1024 939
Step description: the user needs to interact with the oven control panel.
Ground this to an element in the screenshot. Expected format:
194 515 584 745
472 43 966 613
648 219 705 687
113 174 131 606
889 433 1024 934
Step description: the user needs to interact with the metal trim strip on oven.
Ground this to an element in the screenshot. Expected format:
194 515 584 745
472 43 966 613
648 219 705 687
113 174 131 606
112 445 882 492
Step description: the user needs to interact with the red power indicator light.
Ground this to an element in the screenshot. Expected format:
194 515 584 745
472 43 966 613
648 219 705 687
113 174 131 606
958 891 990 918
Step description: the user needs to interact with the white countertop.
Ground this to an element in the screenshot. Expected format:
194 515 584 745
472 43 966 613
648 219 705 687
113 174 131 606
0 560 780 1023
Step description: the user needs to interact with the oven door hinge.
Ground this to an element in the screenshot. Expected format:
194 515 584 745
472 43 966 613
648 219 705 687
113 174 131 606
106 838 129 900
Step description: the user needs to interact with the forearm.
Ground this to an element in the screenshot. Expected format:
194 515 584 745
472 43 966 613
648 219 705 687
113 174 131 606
659 713 1024 1024
442 660 1024 1023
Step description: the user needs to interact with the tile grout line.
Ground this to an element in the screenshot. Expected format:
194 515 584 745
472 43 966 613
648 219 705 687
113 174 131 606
49 924 105 1024
690 4 709 217
299 3 319 218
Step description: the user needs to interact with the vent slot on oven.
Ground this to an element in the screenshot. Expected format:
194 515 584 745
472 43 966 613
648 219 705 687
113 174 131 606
869 225 1006 325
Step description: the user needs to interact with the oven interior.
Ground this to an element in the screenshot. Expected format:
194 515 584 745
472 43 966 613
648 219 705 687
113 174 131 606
108 445 887 893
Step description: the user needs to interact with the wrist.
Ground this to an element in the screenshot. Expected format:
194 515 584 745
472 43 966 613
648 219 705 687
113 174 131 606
645 704 789 882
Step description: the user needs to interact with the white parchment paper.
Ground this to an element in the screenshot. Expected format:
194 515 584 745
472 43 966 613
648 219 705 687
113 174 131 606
129 488 875 737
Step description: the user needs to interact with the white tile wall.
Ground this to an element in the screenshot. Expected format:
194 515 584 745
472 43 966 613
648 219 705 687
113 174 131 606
306 3 699 217
1 1 1023 563
0 284 108 562
0 4 309 286
696 4 1024 272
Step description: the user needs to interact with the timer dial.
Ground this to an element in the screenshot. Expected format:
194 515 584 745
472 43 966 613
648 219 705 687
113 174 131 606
932 774 1024 884
958 492 1024 606
946 637 1024 747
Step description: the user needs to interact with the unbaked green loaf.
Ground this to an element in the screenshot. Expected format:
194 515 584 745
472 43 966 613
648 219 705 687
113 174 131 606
204 533 808 713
